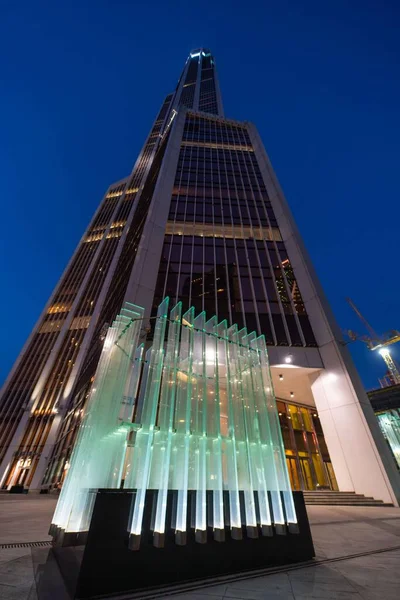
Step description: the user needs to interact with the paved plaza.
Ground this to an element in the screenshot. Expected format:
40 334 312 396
1 494 400 599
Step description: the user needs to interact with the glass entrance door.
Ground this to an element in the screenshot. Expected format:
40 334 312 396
325 462 338 490
286 457 301 490
299 457 314 490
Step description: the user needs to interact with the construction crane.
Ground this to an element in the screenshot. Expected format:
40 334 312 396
345 297 400 386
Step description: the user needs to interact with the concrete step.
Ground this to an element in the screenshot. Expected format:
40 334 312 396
304 494 375 500
302 490 393 507
305 501 382 504
303 490 355 494
305 501 381 504
305 497 376 501
306 502 394 507
304 492 360 496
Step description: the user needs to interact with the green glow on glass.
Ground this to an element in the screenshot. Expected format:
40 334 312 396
51 298 298 540
127 297 169 536
51 304 145 533
153 302 182 534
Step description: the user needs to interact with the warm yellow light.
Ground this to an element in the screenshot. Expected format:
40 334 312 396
47 303 71 314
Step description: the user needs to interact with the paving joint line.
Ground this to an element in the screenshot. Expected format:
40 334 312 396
1 540 400 598
122 544 400 599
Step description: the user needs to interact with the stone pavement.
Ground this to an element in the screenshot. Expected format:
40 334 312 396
1 494 400 599
0 494 55 544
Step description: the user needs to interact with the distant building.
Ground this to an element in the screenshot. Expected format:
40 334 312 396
368 384 400 469
1 49 399 505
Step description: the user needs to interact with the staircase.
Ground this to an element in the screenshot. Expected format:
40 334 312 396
303 490 393 507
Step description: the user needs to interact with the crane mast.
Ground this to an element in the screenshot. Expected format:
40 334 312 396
345 297 378 340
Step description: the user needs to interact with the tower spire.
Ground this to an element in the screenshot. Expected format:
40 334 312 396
171 48 223 116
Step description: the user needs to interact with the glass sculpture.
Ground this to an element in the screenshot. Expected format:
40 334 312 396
51 297 297 547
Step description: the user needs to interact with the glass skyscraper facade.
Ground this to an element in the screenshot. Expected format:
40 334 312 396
152 111 316 346
1 49 399 506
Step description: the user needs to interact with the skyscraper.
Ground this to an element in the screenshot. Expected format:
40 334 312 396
1 49 399 505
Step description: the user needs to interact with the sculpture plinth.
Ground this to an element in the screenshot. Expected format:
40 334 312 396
50 299 314 597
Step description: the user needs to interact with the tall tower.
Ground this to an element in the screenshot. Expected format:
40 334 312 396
1 50 399 506
0 49 222 490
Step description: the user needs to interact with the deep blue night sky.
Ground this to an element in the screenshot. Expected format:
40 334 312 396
1 1 399 390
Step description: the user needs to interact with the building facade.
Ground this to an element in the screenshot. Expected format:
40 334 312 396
1 50 399 504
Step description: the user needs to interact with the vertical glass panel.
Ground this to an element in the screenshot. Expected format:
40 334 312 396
281 428 292 451
300 458 314 490
120 343 144 424
294 430 307 455
311 454 328 487
307 432 318 453
205 316 224 530
312 413 323 434
286 457 301 491
289 405 302 430
325 462 339 490
153 303 182 535
191 311 207 532
253 335 297 525
172 306 195 533
217 320 241 529
227 325 257 528
243 330 276 526
317 434 329 459
51 303 144 534
127 297 169 537
300 407 313 431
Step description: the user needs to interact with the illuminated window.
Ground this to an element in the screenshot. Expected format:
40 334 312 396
47 303 72 314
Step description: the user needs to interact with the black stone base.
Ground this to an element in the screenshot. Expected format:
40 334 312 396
52 490 314 599
9 485 28 494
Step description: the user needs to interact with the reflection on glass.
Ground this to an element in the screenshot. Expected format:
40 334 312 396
300 407 313 431
300 458 313 490
312 454 328 487
377 409 400 468
281 401 337 491
286 457 301 491
289 405 301 430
